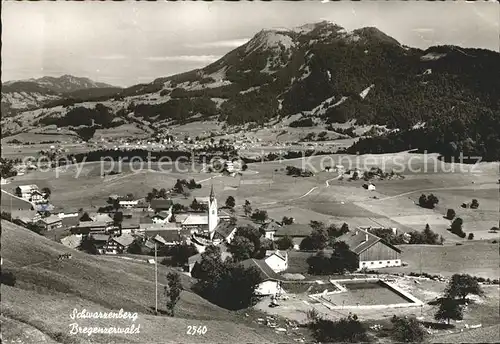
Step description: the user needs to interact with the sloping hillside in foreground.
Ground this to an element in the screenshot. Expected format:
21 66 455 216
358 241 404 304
1 221 285 344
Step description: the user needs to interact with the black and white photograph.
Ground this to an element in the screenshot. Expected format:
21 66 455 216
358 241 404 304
1 1 499 343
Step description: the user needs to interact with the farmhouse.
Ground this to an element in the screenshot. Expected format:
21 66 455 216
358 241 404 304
264 250 289 273
60 234 83 249
104 233 135 254
15 184 39 200
212 222 238 244
119 200 138 208
149 199 173 212
75 221 114 234
240 258 284 296
37 215 63 230
261 221 282 240
11 210 41 226
274 224 311 250
151 211 172 224
140 222 191 246
336 228 402 270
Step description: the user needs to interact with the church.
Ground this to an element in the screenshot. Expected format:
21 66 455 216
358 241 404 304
179 185 220 240
143 185 237 247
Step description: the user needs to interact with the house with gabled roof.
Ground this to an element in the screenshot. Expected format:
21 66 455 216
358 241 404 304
264 250 288 273
240 258 284 296
274 223 312 250
105 233 135 254
149 199 173 212
260 220 282 240
37 215 63 230
151 210 172 224
336 228 402 270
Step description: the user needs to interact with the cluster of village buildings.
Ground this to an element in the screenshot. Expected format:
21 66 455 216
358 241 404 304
8 180 402 296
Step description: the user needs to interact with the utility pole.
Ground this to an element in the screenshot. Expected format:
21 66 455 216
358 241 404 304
155 241 158 315
419 246 422 275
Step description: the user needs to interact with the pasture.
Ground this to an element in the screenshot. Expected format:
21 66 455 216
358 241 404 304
2 221 290 344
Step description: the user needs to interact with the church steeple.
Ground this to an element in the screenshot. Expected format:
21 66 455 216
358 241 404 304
209 184 215 202
207 183 218 238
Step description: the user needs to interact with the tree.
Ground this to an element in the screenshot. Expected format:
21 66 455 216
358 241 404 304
446 208 456 220
228 236 255 262
327 223 349 238
41 187 51 199
468 233 474 240
391 316 426 343
113 211 123 226
427 194 439 208
243 200 252 217
282 216 294 225
112 198 120 210
331 241 359 273
470 199 479 209
190 199 200 211
250 209 268 223
164 272 182 316
450 218 465 237
172 203 186 213
310 220 325 231
1 271 16 286
276 235 294 250
170 243 197 267
419 193 439 209
158 188 168 198
242 164 248 171
434 298 463 325
192 245 260 310
308 313 368 343
418 194 427 208
225 196 236 208
445 274 484 301
79 235 97 254
127 238 143 255
422 224 439 244
80 212 92 222
301 228 329 251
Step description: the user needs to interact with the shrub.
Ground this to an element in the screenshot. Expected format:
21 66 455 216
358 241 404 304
446 208 456 220
289 118 314 127
419 193 439 209
1 271 16 286
308 313 368 343
276 235 294 250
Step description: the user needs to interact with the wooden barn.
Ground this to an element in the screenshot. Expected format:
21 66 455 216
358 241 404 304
337 228 402 270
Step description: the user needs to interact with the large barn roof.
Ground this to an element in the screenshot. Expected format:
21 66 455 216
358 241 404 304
336 228 401 255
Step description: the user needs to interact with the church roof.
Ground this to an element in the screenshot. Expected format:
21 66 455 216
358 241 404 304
182 214 209 225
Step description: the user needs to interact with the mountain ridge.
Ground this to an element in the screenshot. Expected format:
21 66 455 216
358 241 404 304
2 21 499 158
1 74 120 117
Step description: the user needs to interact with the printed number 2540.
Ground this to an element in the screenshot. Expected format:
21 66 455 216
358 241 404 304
187 325 207 335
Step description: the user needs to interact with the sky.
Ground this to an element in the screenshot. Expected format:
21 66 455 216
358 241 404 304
2 1 498 87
